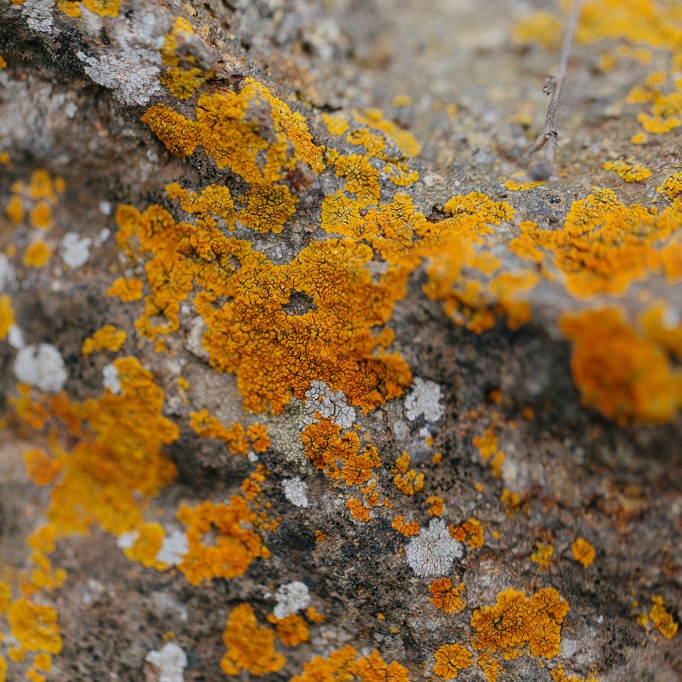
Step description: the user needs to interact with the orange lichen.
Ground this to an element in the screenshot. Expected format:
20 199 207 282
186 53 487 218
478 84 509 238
322 113 350 136
644 595 678 639
346 497 371 522
429 578 467 615
472 428 505 478
550 663 600 682
238 183 298 234
510 187 682 298
290 646 409 682
471 587 569 662
559 306 682 423
450 518 484 549
392 452 424 496
107 277 144 302
7 599 62 657
176 497 269 585
426 496 444 516
22 241 51 268
0 294 14 340
603 159 652 182
189 409 251 455
247 424 270 453
121 523 167 569
530 542 554 570
267 613 310 646
571 538 596 568
81 325 127 356
29 202 52 230
12 356 178 547
353 109 421 158
6 194 25 224
433 644 474 679
302 419 381 488
391 515 420 537
334 154 381 207
23 449 61 487
220 603 286 676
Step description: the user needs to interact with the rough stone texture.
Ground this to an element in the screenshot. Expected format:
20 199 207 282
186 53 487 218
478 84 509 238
0 1 680 682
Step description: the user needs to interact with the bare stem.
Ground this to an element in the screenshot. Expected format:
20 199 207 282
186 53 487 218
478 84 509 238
523 0 582 180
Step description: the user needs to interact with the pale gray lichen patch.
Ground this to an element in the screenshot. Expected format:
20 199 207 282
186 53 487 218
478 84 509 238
405 518 463 577
61 232 92 269
405 377 444 422
273 581 311 619
304 380 356 429
282 477 309 508
21 0 55 35
145 642 188 682
14 343 67 392
76 12 164 105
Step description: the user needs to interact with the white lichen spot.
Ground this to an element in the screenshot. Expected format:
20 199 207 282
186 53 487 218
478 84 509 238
304 380 356 429
103 362 121 394
282 477 309 508
22 0 54 34
405 377 444 422
116 530 139 550
8 325 25 350
247 451 259 463
405 518 463 577
94 227 111 246
145 642 188 682
98 201 112 216
61 232 92 269
155 530 189 566
14 343 67 392
0 254 16 291
273 581 311 619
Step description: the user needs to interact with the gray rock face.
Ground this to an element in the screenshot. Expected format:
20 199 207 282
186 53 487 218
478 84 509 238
0 1 680 681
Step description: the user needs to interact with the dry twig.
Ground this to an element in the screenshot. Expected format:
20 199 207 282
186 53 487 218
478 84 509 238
523 0 582 180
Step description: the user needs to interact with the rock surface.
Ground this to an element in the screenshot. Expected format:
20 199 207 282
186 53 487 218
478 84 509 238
0 1 680 681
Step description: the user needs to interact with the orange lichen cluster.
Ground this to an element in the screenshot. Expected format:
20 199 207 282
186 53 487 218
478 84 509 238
429 578 467 615
120 522 168 570
626 69 682 136
81 324 126 356
559 303 682 423
571 538 596 568
160 17 212 99
115 202 411 413
426 496 444 516
638 595 679 639
423 194 537 334
5 597 62 668
471 588 569 664
510 185 682 298
267 613 310 646
550 664 600 682
0 294 14 339
449 518 485 549
189 409 270 455
220 603 286 676
290 645 409 682
433 644 474 679
176 495 270 586
472 427 505 479
391 515 420 536
530 542 554 570
392 451 424 496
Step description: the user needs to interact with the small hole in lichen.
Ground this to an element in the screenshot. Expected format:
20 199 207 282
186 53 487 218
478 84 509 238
282 290 315 316
201 525 220 547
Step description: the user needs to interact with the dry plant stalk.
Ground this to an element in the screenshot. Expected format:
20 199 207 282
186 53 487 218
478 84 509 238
524 0 582 180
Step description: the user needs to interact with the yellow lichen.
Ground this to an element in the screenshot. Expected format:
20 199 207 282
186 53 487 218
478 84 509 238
433 644 474 680
29 202 52 230
392 452 424 496
23 449 61 488
450 518 485 549
81 0 120 17
6 194 25 224
220 603 286 676
571 538 596 568
7 599 62 657
429 578 467 615
107 277 145 302
81 325 127 356
290 646 409 682
391 515 420 537
426 496 444 516
353 109 421 158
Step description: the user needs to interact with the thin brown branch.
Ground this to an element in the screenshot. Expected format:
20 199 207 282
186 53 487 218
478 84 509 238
523 0 582 180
